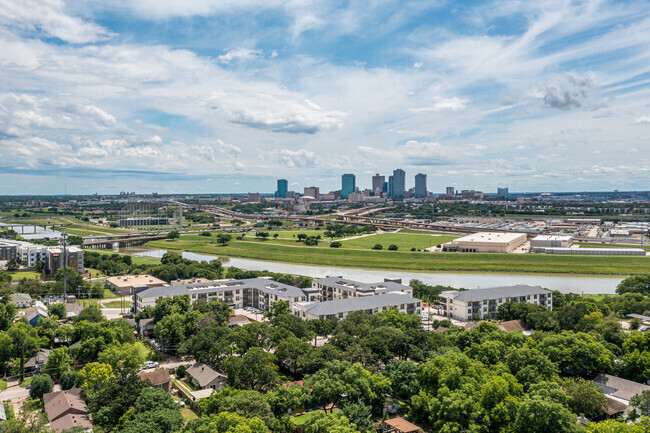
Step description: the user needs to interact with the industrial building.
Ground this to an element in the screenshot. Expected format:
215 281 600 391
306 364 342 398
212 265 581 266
439 285 552 321
532 247 646 256
447 232 527 253
117 217 170 227
530 235 573 248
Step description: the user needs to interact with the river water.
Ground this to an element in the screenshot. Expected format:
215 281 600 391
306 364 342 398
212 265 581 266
0 222 63 239
120 247 624 294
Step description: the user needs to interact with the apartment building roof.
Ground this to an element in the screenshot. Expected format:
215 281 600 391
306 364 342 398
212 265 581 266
440 285 549 303
313 277 411 294
296 292 420 316
137 277 306 299
107 274 166 289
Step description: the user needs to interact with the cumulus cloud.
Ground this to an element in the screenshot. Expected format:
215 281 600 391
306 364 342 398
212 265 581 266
217 48 262 64
209 91 346 134
215 139 242 157
533 73 599 111
278 149 319 168
634 116 650 124
0 0 112 43
69 104 116 126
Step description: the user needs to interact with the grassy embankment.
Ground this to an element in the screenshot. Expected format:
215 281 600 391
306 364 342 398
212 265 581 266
3 216 135 237
8 271 41 281
145 233 650 275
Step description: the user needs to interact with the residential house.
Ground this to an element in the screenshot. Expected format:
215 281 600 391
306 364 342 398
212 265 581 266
380 417 424 433
186 362 227 391
138 369 171 392
43 388 92 432
10 293 32 308
139 318 155 336
593 373 650 417
65 304 84 320
25 348 52 372
24 305 48 327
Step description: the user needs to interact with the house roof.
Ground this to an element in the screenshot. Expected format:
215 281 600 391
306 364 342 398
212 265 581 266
49 413 93 432
440 285 550 303
384 416 422 433
605 396 628 415
24 306 48 322
25 348 53 369
313 277 412 294
65 304 84 317
497 319 529 332
43 388 88 428
10 293 32 303
186 362 226 388
137 277 309 299
139 317 155 329
295 292 421 316
228 315 253 326
138 369 170 386
593 374 650 401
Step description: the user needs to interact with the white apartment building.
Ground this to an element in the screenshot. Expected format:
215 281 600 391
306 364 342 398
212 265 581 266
312 277 413 301
292 292 422 320
439 285 552 321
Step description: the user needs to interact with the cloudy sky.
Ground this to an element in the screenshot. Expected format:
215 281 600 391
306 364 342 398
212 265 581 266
1 0 649 195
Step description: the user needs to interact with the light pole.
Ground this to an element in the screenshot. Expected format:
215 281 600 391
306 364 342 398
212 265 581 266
62 231 68 301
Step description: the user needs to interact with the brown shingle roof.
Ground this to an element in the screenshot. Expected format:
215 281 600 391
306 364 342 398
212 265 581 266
384 417 423 433
186 362 226 388
605 396 628 415
43 388 89 432
24 348 52 369
497 319 528 332
593 374 650 402
49 414 93 432
138 369 170 386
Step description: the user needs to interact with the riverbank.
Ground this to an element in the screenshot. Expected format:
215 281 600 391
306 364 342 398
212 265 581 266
144 236 650 276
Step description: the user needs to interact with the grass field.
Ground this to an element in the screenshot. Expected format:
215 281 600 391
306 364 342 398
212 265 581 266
9 271 41 281
147 235 650 275
3 216 135 236
103 300 132 308
339 233 458 250
0 379 6 391
19 377 32 387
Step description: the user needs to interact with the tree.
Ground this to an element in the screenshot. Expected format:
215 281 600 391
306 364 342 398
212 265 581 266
120 387 184 433
342 403 374 433
44 347 72 379
5 323 45 380
330 241 342 248
48 303 66 320
255 232 269 240
388 244 398 251
616 276 650 296
76 305 104 322
216 233 232 246
219 390 275 428
183 412 270 433
0 302 16 331
273 234 279 240
176 365 186 379
5 259 19 272
60 370 79 390
264 301 290 319
67 235 84 246
86 369 148 429
630 318 642 330
302 412 359 433
371 244 383 250
514 398 579 433
628 390 650 421
562 378 607 419
98 341 151 372
55 266 84 291
167 230 180 240
29 374 54 400
78 362 114 394
224 347 279 391
385 360 420 400
201 231 212 237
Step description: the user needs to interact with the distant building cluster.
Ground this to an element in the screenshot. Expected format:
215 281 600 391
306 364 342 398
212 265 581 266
0 239 83 275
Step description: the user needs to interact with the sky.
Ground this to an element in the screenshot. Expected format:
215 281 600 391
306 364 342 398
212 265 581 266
0 0 649 195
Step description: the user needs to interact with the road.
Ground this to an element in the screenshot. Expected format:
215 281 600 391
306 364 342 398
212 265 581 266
0 384 60 400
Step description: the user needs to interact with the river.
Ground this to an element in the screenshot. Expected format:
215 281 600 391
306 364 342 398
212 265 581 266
0 222 63 240
120 247 624 294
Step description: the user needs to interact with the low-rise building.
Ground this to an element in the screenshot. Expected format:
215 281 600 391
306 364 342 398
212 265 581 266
43 388 92 432
25 348 52 372
107 274 167 296
530 235 573 248
138 369 171 392
292 292 422 320
439 285 552 321
10 293 32 308
24 305 48 327
312 277 413 301
593 373 650 417
186 362 227 391
380 417 424 433
446 232 527 253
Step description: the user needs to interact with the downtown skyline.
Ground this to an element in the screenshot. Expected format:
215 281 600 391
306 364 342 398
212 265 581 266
1 0 650 194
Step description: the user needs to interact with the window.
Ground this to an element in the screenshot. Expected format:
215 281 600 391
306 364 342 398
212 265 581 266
483 300 487 305
499 298 502 303
534 294 537 299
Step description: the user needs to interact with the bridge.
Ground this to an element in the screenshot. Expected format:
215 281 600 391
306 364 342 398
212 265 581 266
82 234 167 249
0 223 68 234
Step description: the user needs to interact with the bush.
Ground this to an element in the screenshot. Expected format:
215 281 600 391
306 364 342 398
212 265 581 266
330 242 342 248
60 371 79 390
29 374 54 400
200 231 212 237
167 230 180 240
176 365 186 379
304 237 319 246
388 244 398 251
372 244 383 250
410 247 416 251
630 317 642 330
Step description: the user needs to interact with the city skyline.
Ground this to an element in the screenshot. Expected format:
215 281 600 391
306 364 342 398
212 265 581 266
1 1 650 194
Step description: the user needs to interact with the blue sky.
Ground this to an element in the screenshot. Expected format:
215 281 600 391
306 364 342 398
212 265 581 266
0 0 649 195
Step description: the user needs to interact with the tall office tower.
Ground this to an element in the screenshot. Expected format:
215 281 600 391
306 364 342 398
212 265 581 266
446 186 455 196
497 187 509 198
341 174 356 199
372 174 385 193
392 169 405 201
414 173 427 198
382 181 388 193
304 186 320 199
276 179 288 198
388 176 394 198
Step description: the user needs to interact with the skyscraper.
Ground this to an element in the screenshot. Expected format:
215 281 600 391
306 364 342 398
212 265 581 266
446 186 455 196
341 174 356 199
304 186 320 199
388 176 394 198
276 179 288 198
497 187 509 198
372 174 385 193
414 173 427 198
392 169 405 201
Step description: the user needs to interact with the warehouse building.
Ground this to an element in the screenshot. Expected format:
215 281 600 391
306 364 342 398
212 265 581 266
532 247 646 256
439 285 552 321
292 292 422 320
446 232 527 253
530 235 573 248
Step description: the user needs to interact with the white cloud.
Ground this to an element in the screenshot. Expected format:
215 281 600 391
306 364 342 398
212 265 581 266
634 116 650 124
277 149 319 168
215 139 242 156
411 96 468 113
217 48 262 64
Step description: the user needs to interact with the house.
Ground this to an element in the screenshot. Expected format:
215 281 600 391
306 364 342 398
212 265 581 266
43 388 92 432
65 304 84 319
497 319 529 333
106 274 166 296
10 293 32 308
138 369 171 392
24 305 48 327
25 348 53 372
139 318 155 336
593 373 650 417
186 362 227 391
228 315 254 328
380 417 424 433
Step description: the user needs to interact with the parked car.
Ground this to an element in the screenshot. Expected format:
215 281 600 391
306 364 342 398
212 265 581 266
142 361 159 369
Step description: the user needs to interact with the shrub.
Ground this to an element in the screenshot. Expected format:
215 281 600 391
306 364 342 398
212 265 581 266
200 231 212 237
29 374 54 400
330 242 342 248
372 244 383 250
630 317 642 330
60 371 79 390
176 365 187 379
410 247 416 251
388 244 398 251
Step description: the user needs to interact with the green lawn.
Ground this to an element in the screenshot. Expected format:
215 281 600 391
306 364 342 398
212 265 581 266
145 235 650 275
19 377 32 387
181 408 198 421
339 233 459 250
9 271 41 281
0 379 6 390
103 300 132 308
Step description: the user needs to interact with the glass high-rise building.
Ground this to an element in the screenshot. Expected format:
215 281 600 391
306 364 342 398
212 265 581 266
341 174 356 199
372 174 385 193
414 173 427 198
392 169 405 201
276 179 288 198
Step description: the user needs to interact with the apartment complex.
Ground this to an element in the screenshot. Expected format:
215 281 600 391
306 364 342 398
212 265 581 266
439 285 552 321
312 277 413 301
292 292 421 320
0 239 83 275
